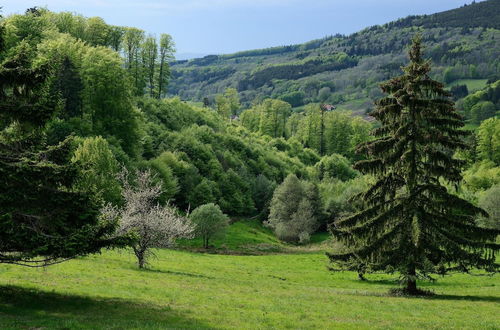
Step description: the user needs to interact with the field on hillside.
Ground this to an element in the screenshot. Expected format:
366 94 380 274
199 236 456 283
449 79 489 92
1 220 499 329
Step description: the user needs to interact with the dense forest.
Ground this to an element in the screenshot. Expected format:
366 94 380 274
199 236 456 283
0 0 499 310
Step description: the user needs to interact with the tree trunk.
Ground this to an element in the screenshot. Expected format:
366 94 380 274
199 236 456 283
204 237 209 249
133 246 146 269
406 265 418 294
357 272 366 281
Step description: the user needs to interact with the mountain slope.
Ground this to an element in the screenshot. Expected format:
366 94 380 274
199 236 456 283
168 0 500 111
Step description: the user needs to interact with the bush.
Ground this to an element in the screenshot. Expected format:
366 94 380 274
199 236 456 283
190 203 229 248
319 176 369 224
279 91 305 107
266 174 320 243
252 174 276 219
477 184 500 229
315 154 358 181
71 136 122 205
470 101 496 124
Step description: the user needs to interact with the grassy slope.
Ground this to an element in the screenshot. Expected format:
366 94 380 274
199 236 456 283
449 79 489 92
177 219 286 254
1 221 499 329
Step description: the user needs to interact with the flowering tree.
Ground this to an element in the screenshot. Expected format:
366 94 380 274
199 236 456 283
103 169 194 268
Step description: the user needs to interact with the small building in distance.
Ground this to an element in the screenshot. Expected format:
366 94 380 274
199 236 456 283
320 104 336 111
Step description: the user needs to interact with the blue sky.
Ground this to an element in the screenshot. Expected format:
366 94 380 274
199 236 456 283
1 0 481 57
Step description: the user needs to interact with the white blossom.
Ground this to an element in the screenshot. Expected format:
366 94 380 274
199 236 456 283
103 169 194 268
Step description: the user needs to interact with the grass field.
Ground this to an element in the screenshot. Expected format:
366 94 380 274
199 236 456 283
1 220 499 329
448 79 489 92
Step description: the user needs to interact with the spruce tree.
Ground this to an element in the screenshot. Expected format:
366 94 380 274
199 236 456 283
328 35 499 294
0 34 129 267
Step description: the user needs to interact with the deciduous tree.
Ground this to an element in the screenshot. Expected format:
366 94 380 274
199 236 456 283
157 34 175 99
0 37 128 267
104 169 194 268
190 203 229 249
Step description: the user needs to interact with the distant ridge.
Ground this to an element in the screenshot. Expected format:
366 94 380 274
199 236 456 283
169 0 500 108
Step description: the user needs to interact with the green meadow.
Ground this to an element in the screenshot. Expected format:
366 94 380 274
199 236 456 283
1 220 498 329
449 79 489 92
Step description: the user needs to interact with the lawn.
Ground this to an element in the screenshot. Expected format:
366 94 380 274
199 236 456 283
0 220 499 329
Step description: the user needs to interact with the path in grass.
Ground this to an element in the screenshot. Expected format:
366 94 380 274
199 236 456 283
0 220 499 329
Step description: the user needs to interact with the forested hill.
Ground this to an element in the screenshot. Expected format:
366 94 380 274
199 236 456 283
168 0 500 111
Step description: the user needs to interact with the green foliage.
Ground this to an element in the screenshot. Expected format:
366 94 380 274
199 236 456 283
323 111 355 157
146 155 180 204
0 37 129 266
477 184 500 230
279 91 305 107
290 107 372 159
240 108 260 132
267 174 321 243
319 176 369 223
252 174 277 219
81 46 141 156
2 9 55 49
386 0 500 29
71 136 122 205
477 117 500 165
237 53 357 91
219 169 255 215
459 80 500 121
157 33 175 99
52 57 84 119
190 203 229 248
315 154 358 181
450 84 468 100
31 30 141 155
137 97 312 215
258 99 291 138
215 87 240 118
29 10 176 99
463 161 500 191
188 179 218 208
470 101 496 124
328 36 500 294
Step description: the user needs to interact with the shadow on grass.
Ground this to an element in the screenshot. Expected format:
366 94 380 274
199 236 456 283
0 285 214 329
143 268 215 279
340 288 500 303
359 278 467 288
426 294 500 303
358 279 398 286
345 286 500 303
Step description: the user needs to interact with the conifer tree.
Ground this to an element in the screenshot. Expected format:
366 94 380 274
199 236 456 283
0 36 129 267
328 36 499 294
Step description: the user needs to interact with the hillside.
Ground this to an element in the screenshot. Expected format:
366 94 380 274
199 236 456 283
169 0 500 112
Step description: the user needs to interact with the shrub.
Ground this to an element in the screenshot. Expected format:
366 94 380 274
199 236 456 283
266 174 320 243
477 184 500 229
315 154 358 181
190 203 229 248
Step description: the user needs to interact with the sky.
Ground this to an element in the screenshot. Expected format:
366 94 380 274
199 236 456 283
1 0 482 58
